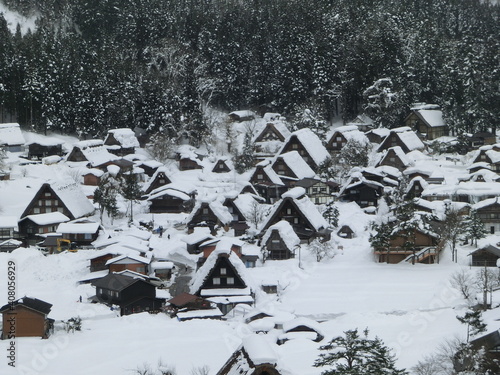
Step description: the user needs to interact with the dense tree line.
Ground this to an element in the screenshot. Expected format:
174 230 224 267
0 0 498 139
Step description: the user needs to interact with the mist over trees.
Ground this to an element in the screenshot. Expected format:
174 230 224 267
0 0 498 139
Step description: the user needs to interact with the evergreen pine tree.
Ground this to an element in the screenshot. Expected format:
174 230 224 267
121 174 142 224
322 200 339 228
464 209 487 247
314 328 407 375
457 309 487 342
233 130 255 174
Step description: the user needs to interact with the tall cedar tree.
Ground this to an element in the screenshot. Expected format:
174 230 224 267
315 328 407 375
121 174 142 223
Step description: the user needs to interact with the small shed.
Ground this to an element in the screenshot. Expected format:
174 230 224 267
0 123 25 152
0 297 53 339
469 245 500 267
337 225 355 239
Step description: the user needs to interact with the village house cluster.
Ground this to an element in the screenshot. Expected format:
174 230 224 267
2 103 500 371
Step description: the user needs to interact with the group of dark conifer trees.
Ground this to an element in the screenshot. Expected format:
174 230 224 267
0 0 498 138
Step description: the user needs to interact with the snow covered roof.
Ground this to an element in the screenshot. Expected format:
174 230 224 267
396 129 425 151
50 180 95 219
275 151 316 180
472 197 500 210
284 128 330 167
0 216 18 228
21 212 70 225
282 187 306 199
147 188 191 202
106 128 140 148
242 335 278 365
190 249 253 295
24 133 65 146
0 123 25 146
261 220 300 250
176 308 223 320
70 140 119 167
415 109 445 128
57 221 100 234
330 125 370 146
185 199 233 226
105 254 151 266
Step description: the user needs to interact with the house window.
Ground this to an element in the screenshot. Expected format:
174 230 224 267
292 143 298 149
331 142 337 148
202 208 209 214
336 136 342 141
44 192 51 197
57 207 64 213
257 174 263 180
38 228 44 234
46 200 52 206
271 239 280 244
136 266 145 273
159 179 165 184
38 200 43 206
227 277 235 285
34 208 41 214
220 268 227 275
293 217 299 224
54 200 58 206
84 233 92 240
286 208 292 215
213 277 221 285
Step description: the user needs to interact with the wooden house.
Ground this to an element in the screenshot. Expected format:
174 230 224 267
278 317 324 344
279 128 330 171
66 140 119 169
89 252 118 272
223 195 251 236
82 169 104 186
92 273 164 316
185 200 232 235
404 104 448 140
105 254 150 275
454 330 500 373
469 245 500 267
182 230 215 254
0 216 18 241
216 335 282 375
0 123 25 152
260 188 330 241
374 227 442 264
346 113 374 132
166 293 214 320
137 160 163 178
27 138 64 159
366 127 390 145
271 151 316 187
190 250 253 314
338 178 384 208
228 110 256 122
471 146 500 172
376 146 413 171
143 167 172 194
249 162 287 204
179 156 203 171
212 158 232 173
20 181 95 220
473 198 500 235
254 122 290 143
468 132 496 149
56 219 101 246
326 125 370 154
377 127 425 154
261 220 300 260
103 128 140 156
18 212 70 246
295 178 339 205
147 187 195 214
0 297 53 339
406 177 428 199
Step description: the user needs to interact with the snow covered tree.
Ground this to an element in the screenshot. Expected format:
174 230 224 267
93 175 119 222
440 204 466 263
309 238 335 263
322 200 339 228
369 221 393 255
315 328 407 375
457 309 487 342
121 174 142 224
292 107 329 139
233 130 255 174
463 210 486 247
476 266 500 310
363 78 401 129
449 269 475 303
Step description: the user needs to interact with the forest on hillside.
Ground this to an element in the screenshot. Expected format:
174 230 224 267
0 0 498 141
